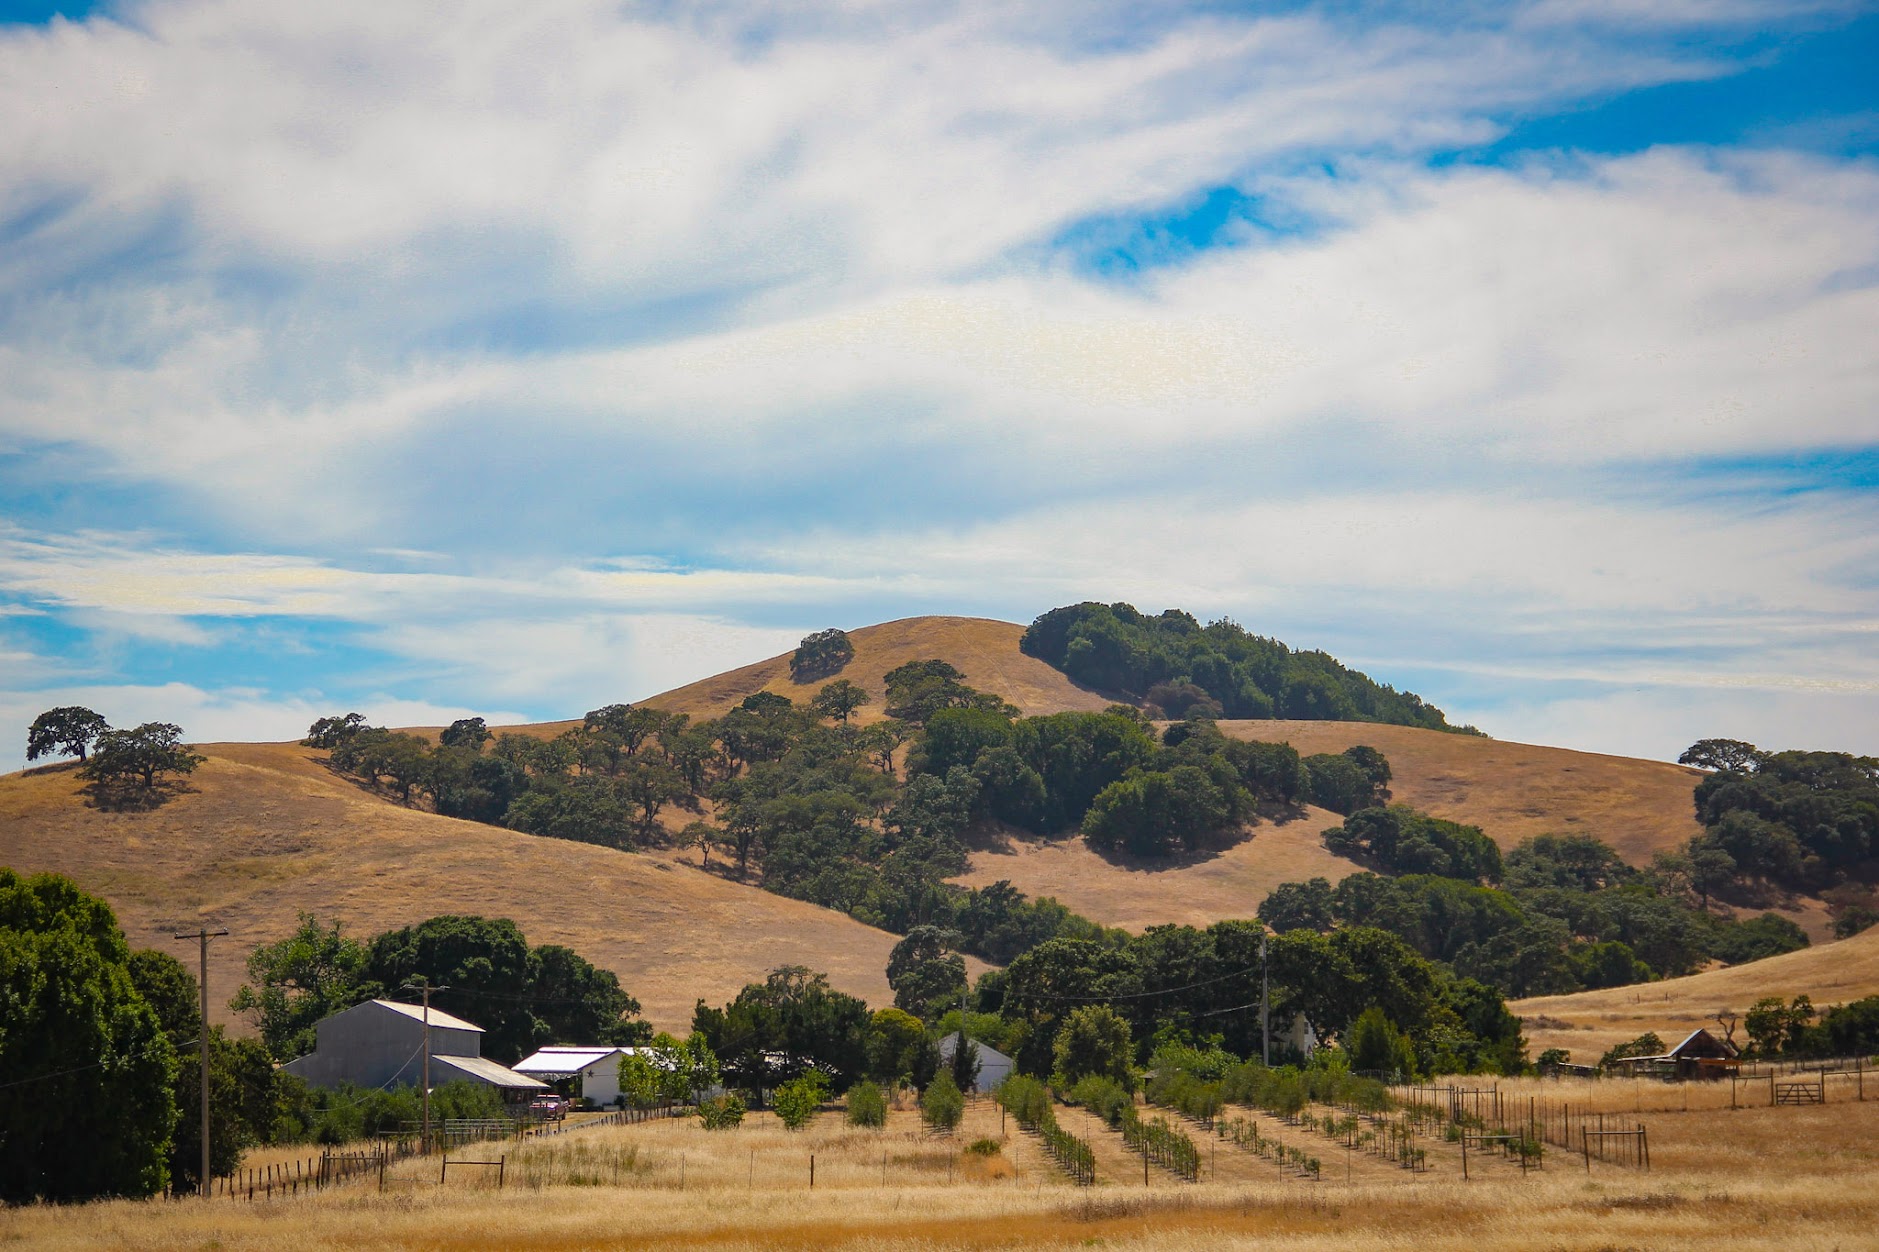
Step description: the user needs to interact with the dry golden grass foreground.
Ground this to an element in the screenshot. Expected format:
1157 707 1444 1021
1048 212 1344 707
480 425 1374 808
1512 922 1879 1060
0 744 905 1032
10 1084 1879 1250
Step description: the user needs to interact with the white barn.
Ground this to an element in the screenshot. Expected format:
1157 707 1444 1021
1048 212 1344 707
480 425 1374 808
512 1046 638 1106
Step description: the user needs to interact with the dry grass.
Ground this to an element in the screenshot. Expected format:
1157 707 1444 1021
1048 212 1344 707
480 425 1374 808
1217 720 1705 869
954 806 1366 932
1513 924 1879 1059
0 746 903 1032
15 1093 1879 1250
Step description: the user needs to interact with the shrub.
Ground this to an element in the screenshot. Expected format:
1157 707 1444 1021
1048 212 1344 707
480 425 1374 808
965 1137 1002 1156
1066 1074 1132 1127
773 1072 828 1131
845 1082 887 1128
921 1071 965 1134
698 1093 746 1130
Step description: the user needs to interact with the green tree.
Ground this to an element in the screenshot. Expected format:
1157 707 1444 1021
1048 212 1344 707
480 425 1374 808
867 1008 937 1086
1678 738 1765 774
920 1069 966 1133
698 1092 747 1129
0 870 177 1201
26 705 110 763
1257 878 1335 933
439 717 491 751
811 679 871 725
887 925 967 1019
1346 1006 1415 1079
846 1081 888 1127
1051 1004 1135 1091
773 1070 829 1130
791 628 856 681
81 722 204 791
229 913 373 1060
303 712 368 749
618 1051 663 1110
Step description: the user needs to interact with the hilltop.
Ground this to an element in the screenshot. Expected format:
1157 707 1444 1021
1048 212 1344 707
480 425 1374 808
0 744 904 1032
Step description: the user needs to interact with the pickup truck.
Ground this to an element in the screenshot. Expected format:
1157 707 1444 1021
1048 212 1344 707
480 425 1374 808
527 1095 568 1121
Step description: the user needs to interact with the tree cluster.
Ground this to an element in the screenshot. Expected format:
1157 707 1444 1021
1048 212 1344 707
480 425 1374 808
1020 602 1480 732
230 913 647 1064
1669 739 1879 904
789 628 855 682
26 706 203 797
1259 831 1811 1000
1321 804 1503 881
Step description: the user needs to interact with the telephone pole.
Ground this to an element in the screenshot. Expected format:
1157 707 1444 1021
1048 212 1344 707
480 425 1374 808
173 927 229 1197
403 980 447 1154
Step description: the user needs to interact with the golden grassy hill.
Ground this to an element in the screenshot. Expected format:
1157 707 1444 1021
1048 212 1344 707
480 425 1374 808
0 744 904 1034
1512 924 1879 1061
954 806 1368 932
1217 720 1705 867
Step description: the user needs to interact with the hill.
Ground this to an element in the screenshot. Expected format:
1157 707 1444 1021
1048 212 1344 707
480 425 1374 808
0 744 905 1033
1512 924 1879 1060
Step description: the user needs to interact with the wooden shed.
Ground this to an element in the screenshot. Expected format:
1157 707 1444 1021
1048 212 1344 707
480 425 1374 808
1609 1028 1741 1081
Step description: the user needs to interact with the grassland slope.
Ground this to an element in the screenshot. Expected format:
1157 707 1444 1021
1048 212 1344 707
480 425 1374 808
0 745 901 1032
1217 720 1704 867
1512 924 1879 1059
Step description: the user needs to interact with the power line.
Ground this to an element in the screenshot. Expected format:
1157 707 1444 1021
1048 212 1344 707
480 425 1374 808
0 1034 198 1092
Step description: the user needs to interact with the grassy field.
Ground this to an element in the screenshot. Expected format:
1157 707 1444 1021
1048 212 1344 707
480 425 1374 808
0 745 905 1032
1512 923 1879 1059
10 1087 1879 1250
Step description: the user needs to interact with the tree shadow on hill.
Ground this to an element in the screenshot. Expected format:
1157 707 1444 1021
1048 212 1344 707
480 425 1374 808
1080 800 1318 873
81 779 195 812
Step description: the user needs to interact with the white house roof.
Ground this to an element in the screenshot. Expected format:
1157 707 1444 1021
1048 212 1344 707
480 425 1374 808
368 999 483 1033
428 1054 548 1090
513 1046 632 1077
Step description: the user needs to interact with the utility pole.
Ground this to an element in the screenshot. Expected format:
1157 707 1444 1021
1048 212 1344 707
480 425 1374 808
403 980 447 1154
1260 934 1269 1067
173 927 229 1198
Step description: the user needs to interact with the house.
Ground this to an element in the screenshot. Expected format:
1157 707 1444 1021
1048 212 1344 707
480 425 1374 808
280 999 547 1098
1285 1013 1319 1060
1605 1028 1741 1081
512 1045 727 1108
937 1033 1014 1093
512 1046 638 1106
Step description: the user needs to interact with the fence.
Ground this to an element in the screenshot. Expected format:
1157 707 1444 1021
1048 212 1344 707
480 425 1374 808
194 1139 420 1202
1398 1085 1644 1172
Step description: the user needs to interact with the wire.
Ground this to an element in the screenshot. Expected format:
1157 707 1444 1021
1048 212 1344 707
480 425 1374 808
0 1034 198 1092
1005 962 1265 1005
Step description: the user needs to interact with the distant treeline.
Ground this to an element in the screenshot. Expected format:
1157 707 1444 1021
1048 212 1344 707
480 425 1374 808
1021 602 1480 733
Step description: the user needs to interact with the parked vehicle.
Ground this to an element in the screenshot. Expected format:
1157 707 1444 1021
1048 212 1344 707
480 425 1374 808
528 1095 568 1121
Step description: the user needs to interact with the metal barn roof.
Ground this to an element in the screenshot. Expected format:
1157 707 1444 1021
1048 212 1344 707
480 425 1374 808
428 1054 547 1090
367 999 484 1033
513 1046 633 1077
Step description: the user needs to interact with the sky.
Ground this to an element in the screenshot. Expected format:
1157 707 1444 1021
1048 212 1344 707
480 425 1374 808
2 0 1876 769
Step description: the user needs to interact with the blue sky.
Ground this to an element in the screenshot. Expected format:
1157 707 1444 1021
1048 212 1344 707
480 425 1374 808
2 0 1876 768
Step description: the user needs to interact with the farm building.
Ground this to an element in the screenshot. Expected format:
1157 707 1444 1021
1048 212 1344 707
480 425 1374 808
512 1046 638 1106
937 1033 1014 1093
512 1045 727 1107
280 999 547 1097
1607 1028 1741 1081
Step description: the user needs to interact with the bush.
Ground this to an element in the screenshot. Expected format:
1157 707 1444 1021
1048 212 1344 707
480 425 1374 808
921 1071 966 1134
773 1072 828 1131
698 1093 747 1130
965 1137 1002 1156
1066 1074 1132 1127
845 1082 887 1128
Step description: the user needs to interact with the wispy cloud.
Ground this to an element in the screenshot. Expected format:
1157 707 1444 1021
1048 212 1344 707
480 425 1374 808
0 0 1874 763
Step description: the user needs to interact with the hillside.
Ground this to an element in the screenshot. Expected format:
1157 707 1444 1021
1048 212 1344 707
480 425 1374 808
954 805 1369 931
1512 925 1879 1060
0 745 904 1033
1220 721 1704 867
